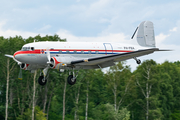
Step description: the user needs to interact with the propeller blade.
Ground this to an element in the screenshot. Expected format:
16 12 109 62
46 48 51 63
18 68 22 80
43 48 51 78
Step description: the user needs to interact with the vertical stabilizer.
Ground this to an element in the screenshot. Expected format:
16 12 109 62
133 21 156 47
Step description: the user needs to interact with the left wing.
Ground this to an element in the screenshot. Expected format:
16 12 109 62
71 48 165 68
5 54 22 64
5 54 14 58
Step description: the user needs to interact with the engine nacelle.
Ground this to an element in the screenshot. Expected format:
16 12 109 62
20 63 30 70
50 56 76 69
20 63 40 70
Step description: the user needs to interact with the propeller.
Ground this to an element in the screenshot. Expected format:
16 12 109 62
46 48 51 64
18 67 22 80
13 55 23 80
43 48 51 77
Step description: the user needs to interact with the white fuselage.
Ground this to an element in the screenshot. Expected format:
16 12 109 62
14 41 147 70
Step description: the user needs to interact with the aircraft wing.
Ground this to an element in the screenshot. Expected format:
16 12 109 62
5 54 22 64
71 48 165 68
5 54 14 58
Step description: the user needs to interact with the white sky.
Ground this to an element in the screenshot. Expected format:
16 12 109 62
0 0 180 71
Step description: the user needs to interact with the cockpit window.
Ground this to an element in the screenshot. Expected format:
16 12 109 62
22 47 27 50
22 47 34 51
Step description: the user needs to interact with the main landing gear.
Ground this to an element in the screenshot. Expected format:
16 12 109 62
134 57 141 64
67 70 78 85
38 75 47 85
38 69 78 86
67 75 76 85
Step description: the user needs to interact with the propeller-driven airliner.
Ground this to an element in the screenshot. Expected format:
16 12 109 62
5 21 168 85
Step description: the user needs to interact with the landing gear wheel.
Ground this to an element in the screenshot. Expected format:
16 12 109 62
136 59 141 64
38 76 47 86
67 75 76 85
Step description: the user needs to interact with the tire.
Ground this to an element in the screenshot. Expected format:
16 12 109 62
67 75 76 85
137 59 141 64
38 76 47 85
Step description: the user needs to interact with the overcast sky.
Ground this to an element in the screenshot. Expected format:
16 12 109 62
0 0 180 71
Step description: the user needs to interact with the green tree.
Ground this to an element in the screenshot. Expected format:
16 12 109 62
134 60 163 120
105 62 133 112
16 106 46 120
105 103 130 120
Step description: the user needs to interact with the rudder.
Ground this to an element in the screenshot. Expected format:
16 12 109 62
133 21 156 47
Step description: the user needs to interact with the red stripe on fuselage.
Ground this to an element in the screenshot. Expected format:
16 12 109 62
48 49 133 52
14 50 41 57
13 49 134 57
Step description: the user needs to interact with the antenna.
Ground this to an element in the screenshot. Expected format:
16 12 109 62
34 39 36 43
131 27 138 39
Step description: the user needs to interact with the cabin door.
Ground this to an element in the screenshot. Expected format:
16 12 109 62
103 43 113 55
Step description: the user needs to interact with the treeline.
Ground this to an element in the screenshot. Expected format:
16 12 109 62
0 35 180 120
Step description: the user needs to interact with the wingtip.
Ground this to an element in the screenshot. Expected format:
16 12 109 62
5 54 14 58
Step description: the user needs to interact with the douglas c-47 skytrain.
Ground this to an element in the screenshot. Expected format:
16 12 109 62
5 21 169 85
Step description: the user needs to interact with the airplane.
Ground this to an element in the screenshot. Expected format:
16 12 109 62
5 21 169 85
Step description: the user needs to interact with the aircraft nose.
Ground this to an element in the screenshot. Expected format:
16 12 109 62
14 51 22 61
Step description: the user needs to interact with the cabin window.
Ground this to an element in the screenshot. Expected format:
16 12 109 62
95 51 99 54
88 51 91 54
74 51 77 54
66 50 69 54
81 50 84 54
59 50 62 54
31 47 34 51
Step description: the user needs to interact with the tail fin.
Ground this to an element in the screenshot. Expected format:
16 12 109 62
132 21 156 47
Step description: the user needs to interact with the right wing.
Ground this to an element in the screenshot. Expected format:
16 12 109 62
71 48 168 68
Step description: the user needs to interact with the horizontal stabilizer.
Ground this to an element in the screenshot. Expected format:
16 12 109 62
157 49 172 51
